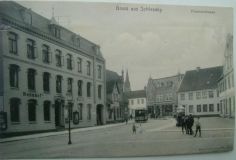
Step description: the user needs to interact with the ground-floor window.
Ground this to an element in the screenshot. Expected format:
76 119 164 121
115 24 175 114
189 105 193 113
44 101 51 121
87 104 92 120
28 99 37 122
197 105 201 112
203 104 207 112
79 103 83 120
217 103 220 112
10 98 21 122
209 104 214 112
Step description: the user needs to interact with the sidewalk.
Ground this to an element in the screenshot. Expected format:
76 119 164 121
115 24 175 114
0 122 126 143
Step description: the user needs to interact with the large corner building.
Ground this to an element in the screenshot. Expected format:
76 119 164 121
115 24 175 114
0 1 106 133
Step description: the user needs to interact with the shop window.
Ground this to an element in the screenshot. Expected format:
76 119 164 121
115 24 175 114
28 99 37 122
43 101 51 121
10 98 21 122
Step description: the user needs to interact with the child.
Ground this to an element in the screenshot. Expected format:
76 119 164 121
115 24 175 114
194 117 201 137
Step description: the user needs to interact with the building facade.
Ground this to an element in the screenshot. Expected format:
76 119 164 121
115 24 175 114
0 1 106 133
106 70 126 123
218 34 235 118
178 66 223 116
146 74 183 117
126 90 146 118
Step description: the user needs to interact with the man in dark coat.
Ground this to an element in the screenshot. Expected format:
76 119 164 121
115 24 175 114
189 114 194 135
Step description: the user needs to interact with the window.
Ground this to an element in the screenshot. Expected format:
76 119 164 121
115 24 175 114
87 61 91 76
203 104 207 112
131 100 134 105
87 82 91 97
87 104 92 120
196 92 201 99
202 91 207 99
217 103 220 112
9 64 19 88
77 58 82 73
79 103 83 120
209 104 214 112
56 75 62 93
43 72 50 92
42 45 50 64
67 78 73 94
209 91 214 98
10 98 20 122
27 39 36 59
141 99 144 104
78 80 83 96
28 99 37 122
55 49 63 67
54 27 61 38
8 32 17 54
197 105 201 112
98 85 102 99
43 101 51 121
189 105 193 113
28 68 36 91
98 65 102 79
67 54 73 70
180 93 185 100
188 92 193 100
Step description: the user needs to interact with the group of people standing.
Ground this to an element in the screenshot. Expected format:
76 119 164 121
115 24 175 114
180 114 201 137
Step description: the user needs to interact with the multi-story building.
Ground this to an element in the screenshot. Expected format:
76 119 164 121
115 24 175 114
146 74 183 117
106 70 126 123
178 66 222 116
126 90 146 118
0 1 106 134
218 34 235 118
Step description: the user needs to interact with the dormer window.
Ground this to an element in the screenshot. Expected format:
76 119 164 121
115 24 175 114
54 27 61 38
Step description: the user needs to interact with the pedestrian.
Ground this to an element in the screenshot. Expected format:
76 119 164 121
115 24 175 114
132 123 136 134
194 117 201 137
185 116 189 134
125 118 128 125
139 123 143 134
189 114 194 135
181 115 186 134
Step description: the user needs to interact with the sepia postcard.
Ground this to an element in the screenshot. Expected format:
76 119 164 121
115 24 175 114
0 0 235 159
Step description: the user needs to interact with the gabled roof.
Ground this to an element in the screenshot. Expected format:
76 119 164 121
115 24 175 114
106 70 122 94
178 66 223 92
125 90 146 99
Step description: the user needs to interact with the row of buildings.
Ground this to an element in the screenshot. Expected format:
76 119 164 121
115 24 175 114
145 34 234 119
0 1 133 134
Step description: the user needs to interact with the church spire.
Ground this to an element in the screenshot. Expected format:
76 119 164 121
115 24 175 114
124 69 131 92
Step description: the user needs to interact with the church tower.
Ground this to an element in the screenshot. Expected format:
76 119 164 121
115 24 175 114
124 69 131 92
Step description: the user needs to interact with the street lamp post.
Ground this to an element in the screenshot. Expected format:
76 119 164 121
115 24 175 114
68 104 72 145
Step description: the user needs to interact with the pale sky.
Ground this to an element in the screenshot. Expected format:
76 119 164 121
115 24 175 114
18 1 233 90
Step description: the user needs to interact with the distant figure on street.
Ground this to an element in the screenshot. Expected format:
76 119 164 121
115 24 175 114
132 123 136 134
185 116 190 134
189 114 194 135
194 117 201 137
130 114 133 120
181 116 186 134
125 118 128 125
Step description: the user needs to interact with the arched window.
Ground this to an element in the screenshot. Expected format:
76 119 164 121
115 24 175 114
87 82 91 97
78 80 83 96
28 68 36 91
10 98 21 122
44 101 51 121
98 85 102 99
9 64 20 88
43 72 50 92
28 99 37 122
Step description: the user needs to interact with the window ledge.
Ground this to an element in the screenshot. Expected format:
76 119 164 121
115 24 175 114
11 122 20 125
10 87 19 90
29 121 37 124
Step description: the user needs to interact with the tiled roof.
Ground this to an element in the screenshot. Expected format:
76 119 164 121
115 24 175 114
178 66 223 92
125 90 146 99
0 1 103 59
106 70 122 94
